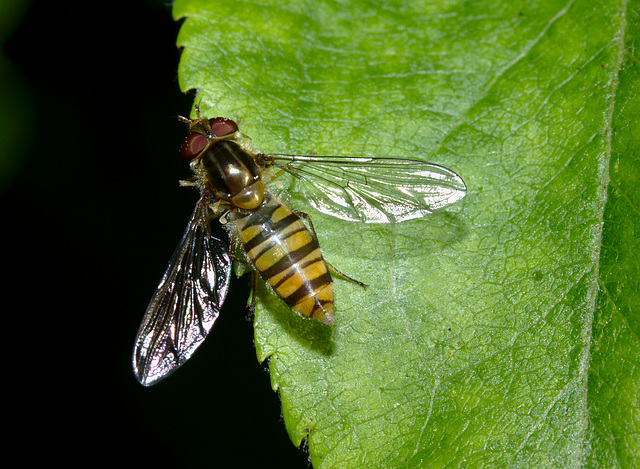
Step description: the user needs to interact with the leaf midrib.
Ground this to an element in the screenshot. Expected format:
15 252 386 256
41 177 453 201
577 0 630 465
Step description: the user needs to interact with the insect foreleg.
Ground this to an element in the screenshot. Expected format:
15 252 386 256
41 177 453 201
179 177 199 187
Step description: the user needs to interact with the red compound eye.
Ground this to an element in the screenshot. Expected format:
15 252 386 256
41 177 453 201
208 117 238 137
180 132 208 161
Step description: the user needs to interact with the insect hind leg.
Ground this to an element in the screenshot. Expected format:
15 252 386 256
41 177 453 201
326 261 369 289
247 270 259 316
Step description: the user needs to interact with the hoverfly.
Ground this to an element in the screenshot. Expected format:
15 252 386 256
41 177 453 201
133 108 466 386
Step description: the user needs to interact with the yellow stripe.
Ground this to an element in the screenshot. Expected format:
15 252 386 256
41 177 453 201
274 262 329 298
254 245 285 272
270 205 291 223
239 224 262 245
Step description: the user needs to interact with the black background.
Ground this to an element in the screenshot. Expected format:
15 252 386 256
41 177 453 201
4 0 310 467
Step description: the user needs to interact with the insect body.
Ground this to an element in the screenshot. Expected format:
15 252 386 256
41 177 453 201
133 110 467 386
186 119 335 324
234 195 335 324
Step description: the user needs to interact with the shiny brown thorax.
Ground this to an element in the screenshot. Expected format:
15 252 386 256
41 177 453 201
200 140 265 210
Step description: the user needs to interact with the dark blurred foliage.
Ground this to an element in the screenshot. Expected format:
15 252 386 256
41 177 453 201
2 0 309 467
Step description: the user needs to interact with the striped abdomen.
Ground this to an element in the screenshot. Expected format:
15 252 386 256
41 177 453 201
234 195 334 324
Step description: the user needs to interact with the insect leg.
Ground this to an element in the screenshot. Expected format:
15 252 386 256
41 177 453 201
293 209 368 289
179 177 199 187
326 261 369 289
247 270 259 315
291 208 320 240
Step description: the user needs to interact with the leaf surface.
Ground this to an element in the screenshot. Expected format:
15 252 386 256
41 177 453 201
173 0 640 466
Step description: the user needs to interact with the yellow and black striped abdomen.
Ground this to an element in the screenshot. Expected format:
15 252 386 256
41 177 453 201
234 195 334 324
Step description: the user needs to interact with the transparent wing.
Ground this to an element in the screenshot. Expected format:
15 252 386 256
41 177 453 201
132 198 231 386
266 154 466 223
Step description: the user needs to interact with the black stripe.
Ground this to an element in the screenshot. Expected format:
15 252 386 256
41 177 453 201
243 212 300 252
273 256 325 289
271 213 300 234
223 141 245 164
311 300 333 318
260 241 319 279
202 141 260 198
213 141 248 169
284 272 332 306
252 226 307 260
311 302 332 320
237 199 279 225
244 229 275 253
205 141 242 174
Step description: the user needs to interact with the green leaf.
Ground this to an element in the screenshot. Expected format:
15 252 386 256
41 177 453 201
173 0 639 467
